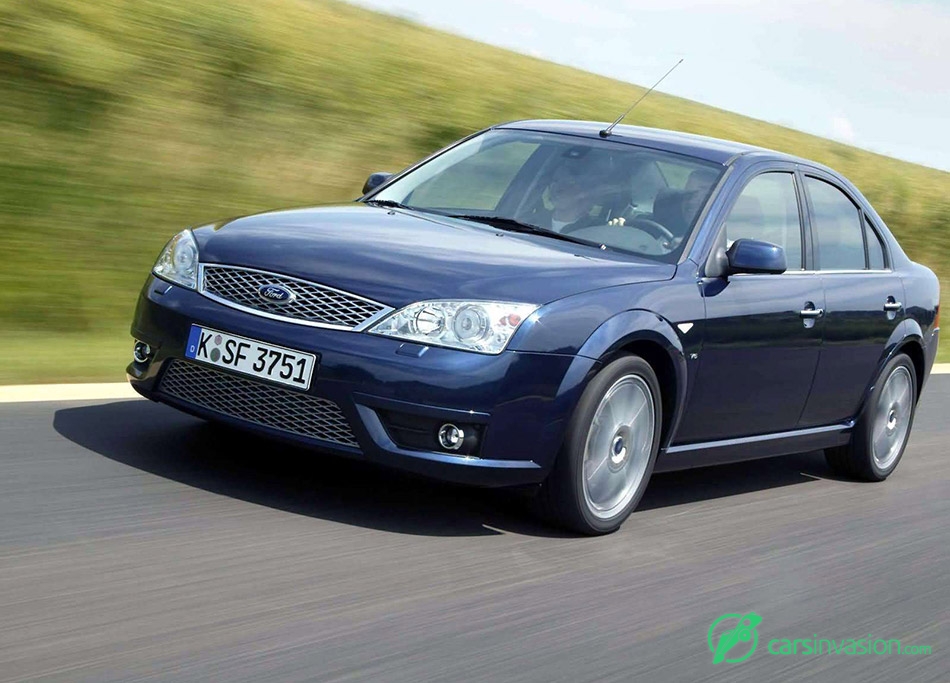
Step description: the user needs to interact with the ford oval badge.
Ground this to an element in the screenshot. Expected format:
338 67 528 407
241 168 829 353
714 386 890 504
258 284 296 304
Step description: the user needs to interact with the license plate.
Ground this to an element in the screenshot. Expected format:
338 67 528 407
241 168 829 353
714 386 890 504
185 325 316 390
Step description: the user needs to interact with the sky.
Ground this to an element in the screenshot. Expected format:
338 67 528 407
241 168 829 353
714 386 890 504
351 0 950 172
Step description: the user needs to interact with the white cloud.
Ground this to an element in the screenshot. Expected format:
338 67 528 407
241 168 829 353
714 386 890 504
831 116 855 143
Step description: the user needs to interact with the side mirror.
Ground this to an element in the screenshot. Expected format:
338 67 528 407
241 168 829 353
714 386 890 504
362 172 393 195
725 238 787 275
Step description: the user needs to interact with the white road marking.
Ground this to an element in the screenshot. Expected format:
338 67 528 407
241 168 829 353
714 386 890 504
0 383 140 404
1 363 949 404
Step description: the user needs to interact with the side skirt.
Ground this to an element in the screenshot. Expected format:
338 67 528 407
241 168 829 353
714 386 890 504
655 422 853 473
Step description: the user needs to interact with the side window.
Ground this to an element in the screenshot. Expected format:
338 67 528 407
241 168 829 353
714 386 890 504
723 172 803 270
864 216 887 269
805 177 865 270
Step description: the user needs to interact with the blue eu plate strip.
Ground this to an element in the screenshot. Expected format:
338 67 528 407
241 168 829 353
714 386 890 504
185 325 201 359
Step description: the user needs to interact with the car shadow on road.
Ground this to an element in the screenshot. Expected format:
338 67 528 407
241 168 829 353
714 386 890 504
53 400 834 538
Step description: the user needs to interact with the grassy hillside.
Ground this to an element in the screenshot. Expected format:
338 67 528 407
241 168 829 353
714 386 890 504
1 0 947 383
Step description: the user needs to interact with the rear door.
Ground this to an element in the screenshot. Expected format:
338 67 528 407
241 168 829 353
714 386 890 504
797 173 905 427
676 166 824 443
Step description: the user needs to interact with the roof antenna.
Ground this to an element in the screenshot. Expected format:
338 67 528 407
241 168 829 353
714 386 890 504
599 58 684 138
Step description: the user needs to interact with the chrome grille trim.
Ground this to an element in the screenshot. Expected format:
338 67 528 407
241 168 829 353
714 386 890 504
198 264 394 331
159 360 360 448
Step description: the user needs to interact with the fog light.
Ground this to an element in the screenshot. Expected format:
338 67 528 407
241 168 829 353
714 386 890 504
133 341 152 364
438 423 465 451
377 410 483 456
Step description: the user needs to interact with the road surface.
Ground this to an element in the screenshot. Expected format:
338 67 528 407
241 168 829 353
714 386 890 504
1 378 948 681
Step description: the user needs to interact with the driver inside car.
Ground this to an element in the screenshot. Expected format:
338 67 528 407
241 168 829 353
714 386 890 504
538 155 621 233
528 151 685 257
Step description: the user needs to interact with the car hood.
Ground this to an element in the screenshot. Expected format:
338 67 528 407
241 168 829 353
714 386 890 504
194 204 674 308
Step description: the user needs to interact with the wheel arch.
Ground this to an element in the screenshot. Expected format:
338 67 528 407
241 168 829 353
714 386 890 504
888 317 926 402
577 309 688 448
896 338 925 403
857 320 927 420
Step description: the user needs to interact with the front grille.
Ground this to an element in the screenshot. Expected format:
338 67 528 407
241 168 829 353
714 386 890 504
200 265 391 330
159 360 359 448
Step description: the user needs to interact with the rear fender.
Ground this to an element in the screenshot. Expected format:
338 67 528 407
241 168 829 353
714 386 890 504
855 319 926 419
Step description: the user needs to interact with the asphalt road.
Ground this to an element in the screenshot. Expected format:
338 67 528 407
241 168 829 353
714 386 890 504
1 378 948 682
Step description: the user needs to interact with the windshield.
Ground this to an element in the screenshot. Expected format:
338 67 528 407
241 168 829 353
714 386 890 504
369 129 724 262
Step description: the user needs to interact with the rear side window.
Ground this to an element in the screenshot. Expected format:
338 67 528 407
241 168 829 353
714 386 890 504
805 177 865 270
723 172 803 270
865 217 887 269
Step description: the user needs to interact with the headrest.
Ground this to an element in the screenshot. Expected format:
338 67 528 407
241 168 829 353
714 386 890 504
685 168 719 193
652 189 691 235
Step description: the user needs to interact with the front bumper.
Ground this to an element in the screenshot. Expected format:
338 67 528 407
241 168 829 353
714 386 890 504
128 276 597 487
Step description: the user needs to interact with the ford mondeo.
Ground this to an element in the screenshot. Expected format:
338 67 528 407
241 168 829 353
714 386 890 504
128 121 940 534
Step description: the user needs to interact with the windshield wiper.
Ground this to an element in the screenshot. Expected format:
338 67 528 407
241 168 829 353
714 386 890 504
446 214 605 249
364 198 412 210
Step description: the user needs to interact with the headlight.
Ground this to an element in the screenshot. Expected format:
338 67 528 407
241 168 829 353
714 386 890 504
369 300 538 354
152 230 199 289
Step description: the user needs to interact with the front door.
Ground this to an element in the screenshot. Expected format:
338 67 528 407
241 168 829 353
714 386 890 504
676 170 824 444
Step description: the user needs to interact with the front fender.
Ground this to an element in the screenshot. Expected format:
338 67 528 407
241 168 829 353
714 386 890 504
577 309 690 448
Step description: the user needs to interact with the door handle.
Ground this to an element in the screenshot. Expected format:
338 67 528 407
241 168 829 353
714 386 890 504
799 307 824 319
884 299 903 312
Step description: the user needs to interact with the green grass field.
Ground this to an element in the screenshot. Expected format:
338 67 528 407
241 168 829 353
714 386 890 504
1 0 947 384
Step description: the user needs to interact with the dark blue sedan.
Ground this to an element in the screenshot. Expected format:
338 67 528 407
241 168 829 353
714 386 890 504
128 120 940 534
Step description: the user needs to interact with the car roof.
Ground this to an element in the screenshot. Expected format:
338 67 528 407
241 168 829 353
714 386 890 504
496 119 807 166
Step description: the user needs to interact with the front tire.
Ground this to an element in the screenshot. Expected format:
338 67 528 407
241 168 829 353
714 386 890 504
825 353 917 481
538 355 662 535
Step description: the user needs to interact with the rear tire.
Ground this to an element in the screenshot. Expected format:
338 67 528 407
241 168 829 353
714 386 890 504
537 354 662 535
825 353 917 481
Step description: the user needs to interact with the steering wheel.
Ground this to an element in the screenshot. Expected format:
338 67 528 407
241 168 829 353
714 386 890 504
626 218 675 243
562 216 675 243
